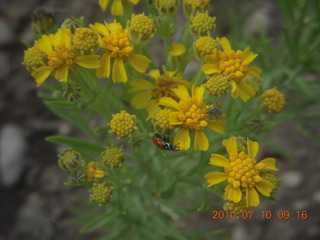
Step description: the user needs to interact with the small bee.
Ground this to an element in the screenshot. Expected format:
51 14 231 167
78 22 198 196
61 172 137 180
152 134 177 151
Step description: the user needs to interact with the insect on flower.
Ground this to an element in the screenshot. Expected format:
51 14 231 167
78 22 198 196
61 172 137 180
152 134 177 151
206 105 223 119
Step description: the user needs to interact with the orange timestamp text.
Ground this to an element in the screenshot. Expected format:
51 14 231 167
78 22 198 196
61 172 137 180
211 210 308 220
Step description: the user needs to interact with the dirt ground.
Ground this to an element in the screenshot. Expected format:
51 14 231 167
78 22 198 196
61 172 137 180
0 0 319 240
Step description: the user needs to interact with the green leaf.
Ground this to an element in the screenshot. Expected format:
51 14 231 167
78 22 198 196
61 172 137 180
46 136 104 158
45 100 78 110
80 210 118 233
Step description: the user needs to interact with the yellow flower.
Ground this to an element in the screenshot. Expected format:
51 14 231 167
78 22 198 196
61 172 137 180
169 42 186 56
183 0 211 15
156 0 180 15
223 189 248 216
130 67 189 119
159 85 226 151
262 87 286 113
190 12 216 36
98 0 140 16
202 37 263 102
153 109 176 134
205 74 231 97
109 110 137 139
73 28 99 55
85 161 105 182
90 21 151 83
31 28 100 86
22 45 48 72
127 13 156 44
90 182 113 205
102 146 125 168
205 137 279 207
194 36 218 60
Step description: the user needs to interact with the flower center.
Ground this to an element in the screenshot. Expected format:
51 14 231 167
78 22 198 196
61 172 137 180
153 76 179 99
225 151 262 188
218 50 247 82
48 45 75 69
177 98 209 131
102 29 134 58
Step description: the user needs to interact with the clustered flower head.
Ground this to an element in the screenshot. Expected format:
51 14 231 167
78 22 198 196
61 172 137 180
90 182 113 205
190 12 216 36
102 146 125 168
205 137 279 210
202 37 263 102
85 161 106 182
156 0 180 15
205 74 231 97
183 0 211 16
130 67 189 119
153 108 176 134
109 110 137 139
262 87 286 113
159 85 226 151
73 28 100 55
194 36 218 60
128 13 156 44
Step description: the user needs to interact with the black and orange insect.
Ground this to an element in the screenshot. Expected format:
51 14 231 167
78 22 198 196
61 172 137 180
152 134 177 151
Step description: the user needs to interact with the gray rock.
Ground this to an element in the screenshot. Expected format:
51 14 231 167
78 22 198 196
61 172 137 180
0 52 10 79
0 17 14 46
0 124 26 186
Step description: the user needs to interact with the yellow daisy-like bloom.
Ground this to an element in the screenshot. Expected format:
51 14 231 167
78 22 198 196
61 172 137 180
183 0 211 14
102 146 125 168
130 67 189 119
205 137 279 207
156 0 180 15
90 182 113 205
109 110 137 139
153 109 176 133
205 74 231 97
127 13 156 44
31 28 100 86
90 21 151 83
98 0 140 16
190 12 216 36
159 85 226 151
262 87 286 113
22 45 48 72
85 161 105 182
73 28 99 55
169 42 186 56
194 36 218 60
202 37 263 102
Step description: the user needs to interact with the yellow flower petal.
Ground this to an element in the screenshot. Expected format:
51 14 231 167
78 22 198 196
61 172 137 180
246 187 260 207
174 128 190 150
111 0 123 16
202 63 220 75
170 112 182 125
255 179 274 197
146 100 159 120
129 0 139 4
148 69 160 80
209 154 229 167
112 58 127 83
248 66 263 81
172 85 189 101
97 53 110 78
90 22 109 37
31 66 53 86
55 66 68 83
242 48 258 65
131 91 153 109
237 81 256 102
76 55 100 69
207 120 226 134
129 79 154 92
194 130 209 151
159 97 180 110
225 184 242 203
220 37 231 51
222 137 238 157
205 172 228 187
230 81 239 99
127 54 151 73
259 158 279 171
247 138 259 159
98 0 109 11
192 85 204 99
169 42 186 56
35 35 53 55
